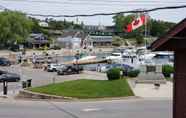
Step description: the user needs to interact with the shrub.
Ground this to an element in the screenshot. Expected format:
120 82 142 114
37 47 45 50
136 35 145 45
107 68 121 80
128 69 140 78
162 65 174 77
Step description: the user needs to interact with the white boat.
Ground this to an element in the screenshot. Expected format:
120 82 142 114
139 51 174 65
152 52 174 65
78 55 97 61
73 55 97 62
105 53 123 60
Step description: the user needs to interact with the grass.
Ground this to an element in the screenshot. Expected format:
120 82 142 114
29 79 134 99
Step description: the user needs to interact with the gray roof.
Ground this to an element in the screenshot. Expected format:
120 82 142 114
61 30 87 40
57 36 81 43
27 33 49 44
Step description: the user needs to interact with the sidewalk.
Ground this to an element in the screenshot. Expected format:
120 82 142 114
128 79 173 99
0 89 21 101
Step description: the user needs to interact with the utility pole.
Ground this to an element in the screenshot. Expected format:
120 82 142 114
144 12 148 48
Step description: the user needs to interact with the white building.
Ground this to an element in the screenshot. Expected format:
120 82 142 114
83 35 113 48
39 22 49 27
57 36 81 49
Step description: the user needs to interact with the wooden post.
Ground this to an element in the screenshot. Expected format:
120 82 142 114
174 51 186 118
3 81 8 95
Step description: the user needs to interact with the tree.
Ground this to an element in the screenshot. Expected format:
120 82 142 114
112 36 124 46
30 18 42 33
0 11 33 48
113 14 176 38
135 35 145 45
150 19 175 37
47 19 83 30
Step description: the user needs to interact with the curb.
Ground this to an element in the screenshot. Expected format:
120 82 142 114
0 95 8 99
16 90 139 102
17 90 75 101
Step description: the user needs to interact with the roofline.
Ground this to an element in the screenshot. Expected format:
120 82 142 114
151 18 186 51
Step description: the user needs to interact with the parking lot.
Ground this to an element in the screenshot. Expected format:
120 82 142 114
0 64 107 96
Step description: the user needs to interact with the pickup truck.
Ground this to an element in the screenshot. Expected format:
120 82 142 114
57 64 83 75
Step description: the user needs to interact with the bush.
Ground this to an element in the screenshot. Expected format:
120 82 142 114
162 65 174 77
9 45 19 52
136 35 145 45
107 68 121 80
128 69 140 78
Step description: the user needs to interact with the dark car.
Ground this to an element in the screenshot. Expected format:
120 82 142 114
0 70 20 82
57 65 83 75
112 64 133 71
0 57 11 66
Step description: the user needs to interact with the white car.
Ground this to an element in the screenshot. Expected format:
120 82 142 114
47 63 64 72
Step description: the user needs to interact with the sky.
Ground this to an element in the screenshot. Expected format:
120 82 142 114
0 0 186 25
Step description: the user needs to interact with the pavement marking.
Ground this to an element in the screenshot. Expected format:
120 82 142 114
82 108 102 112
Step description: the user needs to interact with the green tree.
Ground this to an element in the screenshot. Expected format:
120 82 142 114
150 19 175 37
113 14 175 38
0 11 33 48
47 19 83 30
112 36 124 46
30 18 42 33
135 35 145 45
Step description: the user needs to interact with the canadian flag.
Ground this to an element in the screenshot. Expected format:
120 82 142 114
125 15 147 33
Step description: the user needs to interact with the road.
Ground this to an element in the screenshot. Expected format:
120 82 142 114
0 99 172 118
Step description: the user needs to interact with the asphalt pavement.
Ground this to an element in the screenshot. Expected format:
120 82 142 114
0 99 172 118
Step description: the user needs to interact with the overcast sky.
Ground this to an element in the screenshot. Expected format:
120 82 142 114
0 0 186 25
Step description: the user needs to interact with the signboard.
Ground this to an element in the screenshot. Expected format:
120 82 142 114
146 66 156 73
140 65 162 73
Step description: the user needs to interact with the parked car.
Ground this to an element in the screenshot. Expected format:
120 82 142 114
47 63 64 72
0 70 20 82
0 57 11 66
57 64 83 75
100 64 133 73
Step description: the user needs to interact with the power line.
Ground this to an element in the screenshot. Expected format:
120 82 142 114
0 4 186 17
27 5 186 17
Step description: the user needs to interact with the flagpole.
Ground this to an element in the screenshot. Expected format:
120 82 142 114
144 12 148 48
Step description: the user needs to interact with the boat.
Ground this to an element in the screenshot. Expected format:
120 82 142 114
73 55 97 62
105 52 123 60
